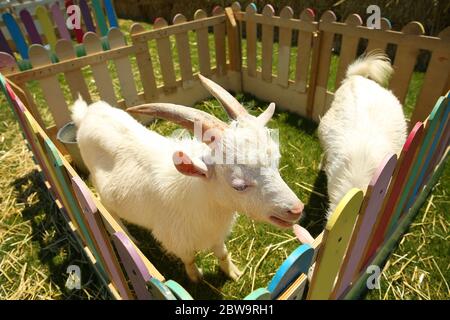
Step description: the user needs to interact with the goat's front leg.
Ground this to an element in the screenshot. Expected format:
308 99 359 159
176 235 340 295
213 243 242 281
181 253 203 283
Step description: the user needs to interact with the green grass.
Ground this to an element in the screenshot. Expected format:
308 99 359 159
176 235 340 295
0 18 448 300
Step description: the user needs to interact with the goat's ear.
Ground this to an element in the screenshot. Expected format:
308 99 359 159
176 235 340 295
172 151 210 178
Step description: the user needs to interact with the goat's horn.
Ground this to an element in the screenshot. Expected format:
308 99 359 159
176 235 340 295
255 102 275 126
198 74 248 120
127 103 227 144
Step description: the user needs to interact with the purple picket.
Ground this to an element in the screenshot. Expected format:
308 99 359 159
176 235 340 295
51 2 71 41
19 9 43 44
332 154 397 299
0 28 13 55
79 0 96 32
112 231 152 299
0 52 17 73
71 177 132 300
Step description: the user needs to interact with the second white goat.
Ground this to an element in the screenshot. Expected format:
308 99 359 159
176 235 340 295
318 51 407 217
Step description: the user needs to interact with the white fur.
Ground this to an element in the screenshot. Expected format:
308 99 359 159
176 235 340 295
318 51 407 217
72 99 302 281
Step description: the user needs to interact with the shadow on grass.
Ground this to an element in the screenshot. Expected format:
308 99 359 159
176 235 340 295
301 170 329 238
125 223 227 300
11 170 107 299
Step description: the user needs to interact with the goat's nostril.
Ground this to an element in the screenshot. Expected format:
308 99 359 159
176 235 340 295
289 202 304 216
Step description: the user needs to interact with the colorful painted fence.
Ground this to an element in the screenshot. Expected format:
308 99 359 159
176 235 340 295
0 0 117 62
0 2 449 300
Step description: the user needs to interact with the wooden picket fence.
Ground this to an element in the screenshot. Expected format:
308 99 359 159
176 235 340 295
0 0 117 62
0 2 449 300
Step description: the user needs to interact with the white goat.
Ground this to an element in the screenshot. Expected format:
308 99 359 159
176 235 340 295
318 51 407 217
72 75 304 282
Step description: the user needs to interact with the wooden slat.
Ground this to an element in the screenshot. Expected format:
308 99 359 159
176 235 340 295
311 11 336 120
165 280 194 300
173 14 194 87
365 18 391 53
307 189 364 299
226 4 241 72
331 154 397 299
19 8 42 44
79 0 96 33
43 137 109 281
1 77 55 193
267 244 314 299
83 32 116 105
130 23 158 101
234 11 318 32
112 231 153 299
245 3 257 77
277 274 308 300
28 44 70 129
92 0 108 36
131 15 226 43
50 2 70 41
0 51 18 75
295 8 315 92
0 28 13 55
104 0 118 28
107 28 140 107
6 76 44 128
335 14 363 88
360 122 425 270
154 17 177 91
404 95 449 209
261 4 274 82
212 6 226 75
244 288 271 300
319 21 450 52
71 176 133 300
425 98 450 174
276 6 294 87
410 27 450 128
389 22 425 104
9 44 137 84
194 9 211 76
55 39 92 104
2 12 28 58
35 5 57 50
391 97 446 225
242 70 308 116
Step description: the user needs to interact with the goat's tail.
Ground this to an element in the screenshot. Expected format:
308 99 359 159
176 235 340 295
71 94 88 127
345 50 393 85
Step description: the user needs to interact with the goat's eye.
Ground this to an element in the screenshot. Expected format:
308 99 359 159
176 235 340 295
231 179 249 192
233 183 248 192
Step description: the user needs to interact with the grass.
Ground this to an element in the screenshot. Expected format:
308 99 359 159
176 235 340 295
0 18 448 300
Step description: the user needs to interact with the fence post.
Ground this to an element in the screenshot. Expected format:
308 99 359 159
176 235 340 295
225 6 242 75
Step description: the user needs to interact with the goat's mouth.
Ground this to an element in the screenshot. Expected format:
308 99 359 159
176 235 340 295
269 215 296 228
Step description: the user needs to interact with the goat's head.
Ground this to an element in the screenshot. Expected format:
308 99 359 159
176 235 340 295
127 75 303 228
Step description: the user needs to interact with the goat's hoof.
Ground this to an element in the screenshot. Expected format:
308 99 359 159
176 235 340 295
223 263 243 281
187 267 203 283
